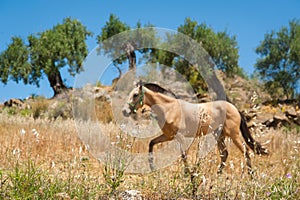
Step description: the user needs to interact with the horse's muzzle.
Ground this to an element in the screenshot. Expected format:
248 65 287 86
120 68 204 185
122 107 131 117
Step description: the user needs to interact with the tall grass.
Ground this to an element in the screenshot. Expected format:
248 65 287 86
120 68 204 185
0 112 299 199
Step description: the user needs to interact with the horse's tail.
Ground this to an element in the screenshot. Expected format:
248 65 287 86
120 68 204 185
239 112 269 155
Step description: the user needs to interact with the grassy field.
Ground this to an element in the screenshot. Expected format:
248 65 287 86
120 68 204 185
0 110 299 199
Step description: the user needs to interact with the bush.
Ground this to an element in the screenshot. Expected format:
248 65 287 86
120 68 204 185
31 97 49 119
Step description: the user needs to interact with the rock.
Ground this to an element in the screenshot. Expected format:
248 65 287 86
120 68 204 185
94 91 112 103
274 114 290 125
4 98 30 109
285 108 297 118
230 77 245 88
118 190 143 200
256 111 274 122
292 110 300 125
263 114 291 128
293 116 300 126
48 101 72 119
284 107 300 126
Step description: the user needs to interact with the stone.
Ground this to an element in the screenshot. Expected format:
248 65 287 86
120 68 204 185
4 98 30 109
285 108 297 118
263 114 291 128
293 116 300 126
118 190 143 200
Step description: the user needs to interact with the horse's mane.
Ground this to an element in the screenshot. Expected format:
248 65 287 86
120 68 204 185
138 81 178 99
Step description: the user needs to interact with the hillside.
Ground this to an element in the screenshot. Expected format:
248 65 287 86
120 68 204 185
4 70 299 132
0 73 299 199
220 72 300 131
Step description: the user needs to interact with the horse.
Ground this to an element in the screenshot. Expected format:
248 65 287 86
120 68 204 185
122 81 269 174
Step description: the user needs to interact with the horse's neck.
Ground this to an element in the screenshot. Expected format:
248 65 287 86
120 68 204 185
144 89 176 107
144 89 179 127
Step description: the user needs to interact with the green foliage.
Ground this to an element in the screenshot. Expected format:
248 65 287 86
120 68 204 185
97 14 158 71
0 37 31 84
19 108 32 117
95 80 104 87
153 18 240 94
267 173 299 199
102 152 126 195
5 107 17 116
101 132 134 196
6 160 46 198
0 18 92 95
97 14 130 43
30 18 92 75
255 19 300 99
97 15 240 94
31 97 49 119
176 18 239 76
0 159 102 199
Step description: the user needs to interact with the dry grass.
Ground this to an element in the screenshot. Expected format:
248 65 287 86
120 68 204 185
0 111 299 199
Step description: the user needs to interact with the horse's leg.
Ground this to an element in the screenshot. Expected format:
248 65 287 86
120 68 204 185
224 102 254 175
179 145 188 165
231 135 253 175
178 140 190 174
217 134 228 174
223 114 253 175
148 134 172 171
174 133 188 167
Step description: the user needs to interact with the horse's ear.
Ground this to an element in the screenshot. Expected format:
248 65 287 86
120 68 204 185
138 80 143 90
135 80 143 87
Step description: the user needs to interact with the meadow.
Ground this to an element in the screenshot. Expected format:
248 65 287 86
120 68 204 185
0 109 299 199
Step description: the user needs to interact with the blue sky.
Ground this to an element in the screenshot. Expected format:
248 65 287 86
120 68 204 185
0 0 300 102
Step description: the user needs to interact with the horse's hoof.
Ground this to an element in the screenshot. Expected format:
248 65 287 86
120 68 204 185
150 165 155 172
248 170 255 178
217 167 224 174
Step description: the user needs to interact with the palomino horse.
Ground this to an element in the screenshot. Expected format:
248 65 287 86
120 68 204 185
122 81 269 174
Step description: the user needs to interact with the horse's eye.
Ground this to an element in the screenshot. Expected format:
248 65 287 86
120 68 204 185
133 93 139 98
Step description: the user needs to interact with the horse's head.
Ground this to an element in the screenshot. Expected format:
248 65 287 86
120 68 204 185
122 81 145 117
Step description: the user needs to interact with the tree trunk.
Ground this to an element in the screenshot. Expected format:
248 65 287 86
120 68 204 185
112 64 122 88
282 83 292 100
46 68 68 97
124 42 136 71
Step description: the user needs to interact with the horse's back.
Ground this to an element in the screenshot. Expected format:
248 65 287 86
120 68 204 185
179 100 223 136
205 100 241 138
197 100 240 135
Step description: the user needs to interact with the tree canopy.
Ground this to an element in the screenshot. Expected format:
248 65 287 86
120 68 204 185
97 16 240 95
97 14 158 77
255 19 300 99
0 18 92 96
153 18 240 95
0 14 248 98
177 18 239 76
